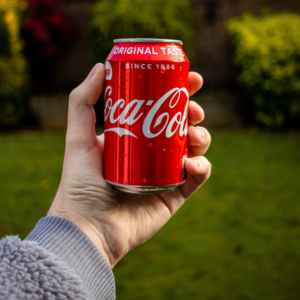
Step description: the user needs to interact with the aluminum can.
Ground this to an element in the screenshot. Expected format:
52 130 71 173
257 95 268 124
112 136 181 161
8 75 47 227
104 38 189 194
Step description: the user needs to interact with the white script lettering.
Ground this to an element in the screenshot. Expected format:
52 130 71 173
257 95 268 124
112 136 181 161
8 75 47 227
105 87 189 139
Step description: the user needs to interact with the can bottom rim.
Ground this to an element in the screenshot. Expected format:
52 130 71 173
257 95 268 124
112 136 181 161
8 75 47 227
105 180 186 194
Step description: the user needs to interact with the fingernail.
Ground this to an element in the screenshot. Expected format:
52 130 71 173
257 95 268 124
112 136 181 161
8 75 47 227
88 65 97 79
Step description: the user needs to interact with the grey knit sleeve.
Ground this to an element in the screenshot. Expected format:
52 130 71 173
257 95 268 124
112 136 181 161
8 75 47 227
0 235 88 300
25 216 116 300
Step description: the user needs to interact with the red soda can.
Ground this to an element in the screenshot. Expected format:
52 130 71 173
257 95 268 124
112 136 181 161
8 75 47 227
104 38 189 194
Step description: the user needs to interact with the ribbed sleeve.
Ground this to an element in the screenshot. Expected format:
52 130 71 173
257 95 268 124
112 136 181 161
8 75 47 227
25 216 116 300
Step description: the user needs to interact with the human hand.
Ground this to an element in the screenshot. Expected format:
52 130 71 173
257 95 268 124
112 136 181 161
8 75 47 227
48 63 212 268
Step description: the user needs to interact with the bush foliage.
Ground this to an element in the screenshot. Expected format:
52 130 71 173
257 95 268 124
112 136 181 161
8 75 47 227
89 0 194 65
0 0 28 128
227 13 300 128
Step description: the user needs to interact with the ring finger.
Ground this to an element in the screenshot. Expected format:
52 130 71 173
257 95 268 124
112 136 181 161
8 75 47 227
188 126 211 157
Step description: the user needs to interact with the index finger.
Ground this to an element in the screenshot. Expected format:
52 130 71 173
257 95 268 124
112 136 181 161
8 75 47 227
189 72 203 97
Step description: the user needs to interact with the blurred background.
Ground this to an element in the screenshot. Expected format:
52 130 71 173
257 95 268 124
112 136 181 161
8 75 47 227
0 0 300 299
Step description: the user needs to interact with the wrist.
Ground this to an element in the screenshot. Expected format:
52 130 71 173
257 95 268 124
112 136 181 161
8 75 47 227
47 205 114 269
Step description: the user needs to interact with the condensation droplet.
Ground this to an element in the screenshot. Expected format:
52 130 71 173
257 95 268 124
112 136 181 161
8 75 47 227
160 68 165 74
139 75 142 80
148 143 153 147
141 117 146 123
179 66 182 71
162 148 167 152
178 59 180 62
130 42 134 46
142 178 147 184
123 154 127 157
147 130 150 133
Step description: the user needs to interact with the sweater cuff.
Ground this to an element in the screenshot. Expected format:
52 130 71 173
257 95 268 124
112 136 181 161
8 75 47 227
25 216 116 300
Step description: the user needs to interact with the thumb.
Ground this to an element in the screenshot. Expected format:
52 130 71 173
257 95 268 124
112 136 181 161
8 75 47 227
66 63 105 148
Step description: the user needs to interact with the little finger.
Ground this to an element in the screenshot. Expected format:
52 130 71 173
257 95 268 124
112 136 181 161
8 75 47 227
180 156 212 198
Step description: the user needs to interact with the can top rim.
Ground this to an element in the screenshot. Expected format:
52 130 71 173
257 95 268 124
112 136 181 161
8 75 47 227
113 38 183 45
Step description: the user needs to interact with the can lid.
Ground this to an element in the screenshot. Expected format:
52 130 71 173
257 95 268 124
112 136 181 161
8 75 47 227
113 38 183 45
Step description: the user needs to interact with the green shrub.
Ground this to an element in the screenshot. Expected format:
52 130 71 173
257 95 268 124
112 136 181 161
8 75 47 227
227 13 300 128
0 0 28 129
89 0 194 65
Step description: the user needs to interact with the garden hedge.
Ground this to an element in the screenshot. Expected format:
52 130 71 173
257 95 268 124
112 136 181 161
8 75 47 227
227 13 300 128
0 0 28 129
89 0 194 65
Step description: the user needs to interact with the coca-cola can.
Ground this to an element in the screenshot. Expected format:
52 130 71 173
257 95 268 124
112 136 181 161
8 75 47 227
104 38 189 194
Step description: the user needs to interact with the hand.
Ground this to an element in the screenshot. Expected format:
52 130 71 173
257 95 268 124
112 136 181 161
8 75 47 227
48 63 212 268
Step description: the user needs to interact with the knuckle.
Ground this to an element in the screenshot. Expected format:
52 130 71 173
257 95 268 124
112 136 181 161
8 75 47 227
190 100 202 111
200 156 210 166
69 87 85 106
204 161 212 178
69 87 79 102
200 156 212 173
199 106 205 121
197 126 211 146
200 126 210 137
204 128 212 145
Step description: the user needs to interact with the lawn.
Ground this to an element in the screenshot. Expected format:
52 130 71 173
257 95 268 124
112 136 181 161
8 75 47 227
0 131 300 300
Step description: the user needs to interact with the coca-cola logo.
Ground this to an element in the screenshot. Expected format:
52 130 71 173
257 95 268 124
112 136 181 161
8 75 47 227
104 87 189 139
105 61 112 80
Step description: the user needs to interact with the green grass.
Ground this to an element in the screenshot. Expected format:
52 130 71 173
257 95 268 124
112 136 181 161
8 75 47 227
0 133 65 238
1 131 300 299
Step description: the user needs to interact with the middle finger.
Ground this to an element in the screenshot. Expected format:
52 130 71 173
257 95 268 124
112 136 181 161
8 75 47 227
188 100 205 126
